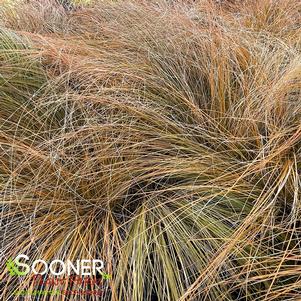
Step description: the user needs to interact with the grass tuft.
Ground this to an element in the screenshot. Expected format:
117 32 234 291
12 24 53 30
0 0 301 300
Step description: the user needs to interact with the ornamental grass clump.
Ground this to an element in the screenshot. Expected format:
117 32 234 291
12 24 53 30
0 0 301 300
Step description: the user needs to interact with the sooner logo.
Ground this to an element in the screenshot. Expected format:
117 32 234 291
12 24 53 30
6 254 106 277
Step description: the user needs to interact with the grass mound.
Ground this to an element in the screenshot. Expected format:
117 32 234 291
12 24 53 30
0 0 301 300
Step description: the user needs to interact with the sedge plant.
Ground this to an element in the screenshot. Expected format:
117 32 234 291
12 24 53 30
0 0 301 300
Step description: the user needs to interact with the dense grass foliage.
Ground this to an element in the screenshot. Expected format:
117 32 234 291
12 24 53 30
0 0 301 300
